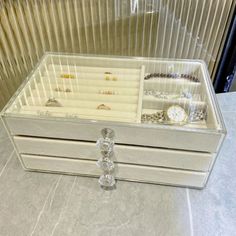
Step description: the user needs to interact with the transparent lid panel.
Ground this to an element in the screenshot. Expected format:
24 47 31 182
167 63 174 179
4 53 222 131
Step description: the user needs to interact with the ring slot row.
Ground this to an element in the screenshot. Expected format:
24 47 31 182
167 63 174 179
43 71 140 81
19 106 136 122
29 89 138 103
26 97 137 112
34 84 139 96
47 65 141 75
38 76 140 88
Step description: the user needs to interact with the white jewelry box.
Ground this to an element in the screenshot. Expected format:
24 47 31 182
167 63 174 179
1 53 226 189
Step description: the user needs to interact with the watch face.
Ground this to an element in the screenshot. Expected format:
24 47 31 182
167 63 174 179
166 105 188 123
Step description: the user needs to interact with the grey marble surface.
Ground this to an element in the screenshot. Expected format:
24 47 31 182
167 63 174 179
0 93 235 236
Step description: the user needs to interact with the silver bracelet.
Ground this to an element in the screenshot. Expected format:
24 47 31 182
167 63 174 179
189 109 207 122
141 111 165 123
144 90 192 99
141 108 207 124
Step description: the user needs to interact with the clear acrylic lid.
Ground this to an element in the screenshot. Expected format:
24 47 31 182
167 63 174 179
2 53 225 133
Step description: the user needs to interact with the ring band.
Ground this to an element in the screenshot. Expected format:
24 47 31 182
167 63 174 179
104 75 118 81
55 87 71 93
97 104 111 110
60 74 75 79
99 90 117 95
45 97 62 107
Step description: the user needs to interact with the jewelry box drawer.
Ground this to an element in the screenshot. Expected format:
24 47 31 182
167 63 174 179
5 116 223 152
21 154 208 188
14 136 215 172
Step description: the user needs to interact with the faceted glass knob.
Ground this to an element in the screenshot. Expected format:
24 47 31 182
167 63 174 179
98 174 115 187
96 138 114 155
97 157 114 171
101 128 115 139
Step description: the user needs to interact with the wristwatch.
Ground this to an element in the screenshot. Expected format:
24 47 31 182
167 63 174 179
164 105 188 124
141 105 207 125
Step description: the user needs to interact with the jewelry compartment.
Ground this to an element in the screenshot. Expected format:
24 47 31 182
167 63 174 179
3 54 223 129
4 54 145 123
141 61 218 129
2 53 225 152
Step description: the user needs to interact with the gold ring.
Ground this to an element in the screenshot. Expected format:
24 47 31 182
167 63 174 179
104 75 110 81
97 104 111 110
99 90 115 95
60 74 75 79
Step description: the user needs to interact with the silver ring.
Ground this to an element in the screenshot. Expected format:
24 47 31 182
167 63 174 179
45 97 62 107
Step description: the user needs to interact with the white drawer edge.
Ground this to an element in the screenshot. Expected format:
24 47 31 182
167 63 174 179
14 136 215 172
21 154 208 188
4 116 223 152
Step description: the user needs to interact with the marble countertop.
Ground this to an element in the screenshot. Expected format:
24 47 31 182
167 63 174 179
0 92 235 236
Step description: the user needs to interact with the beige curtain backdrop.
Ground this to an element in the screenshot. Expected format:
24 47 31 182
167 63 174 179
0 0 235 109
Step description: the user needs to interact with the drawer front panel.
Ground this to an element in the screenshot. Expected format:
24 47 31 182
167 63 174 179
14 136 214 171
5 117 223 152
21 154 208 188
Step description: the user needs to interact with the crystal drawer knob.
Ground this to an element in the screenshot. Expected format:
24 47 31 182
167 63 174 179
97 157 114 171
97 128 116 189
101 128 115 139
98 174 115 187
96 138 114 155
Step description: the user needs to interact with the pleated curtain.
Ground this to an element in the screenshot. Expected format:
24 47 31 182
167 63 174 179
0 0 234 109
